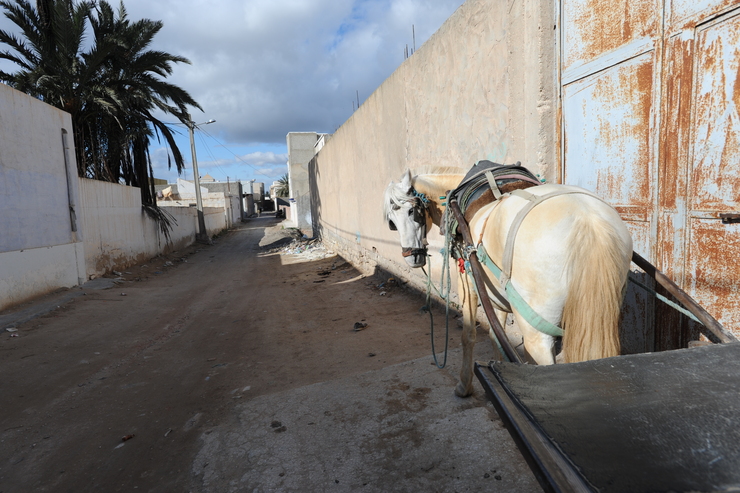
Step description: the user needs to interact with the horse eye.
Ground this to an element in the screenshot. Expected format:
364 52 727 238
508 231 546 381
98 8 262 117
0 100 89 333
391 204 401 211
408 209 414 216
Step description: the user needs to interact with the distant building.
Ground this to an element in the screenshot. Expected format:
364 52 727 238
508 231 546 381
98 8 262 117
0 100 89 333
286 132 331 232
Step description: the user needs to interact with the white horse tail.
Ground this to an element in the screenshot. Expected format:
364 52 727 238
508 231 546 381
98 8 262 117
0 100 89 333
561 213 629 363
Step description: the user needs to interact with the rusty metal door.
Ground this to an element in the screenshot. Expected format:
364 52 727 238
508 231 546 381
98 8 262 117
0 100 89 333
562 0 740 345
560 0 662 353
671 6 740 339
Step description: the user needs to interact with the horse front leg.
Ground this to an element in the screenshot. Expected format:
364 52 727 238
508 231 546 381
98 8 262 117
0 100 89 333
455 271 479 397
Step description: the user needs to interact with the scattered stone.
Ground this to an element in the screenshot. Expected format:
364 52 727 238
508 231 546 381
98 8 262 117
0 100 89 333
270 421 287 433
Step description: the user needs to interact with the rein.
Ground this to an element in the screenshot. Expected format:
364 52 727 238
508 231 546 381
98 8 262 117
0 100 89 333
419 199 454 369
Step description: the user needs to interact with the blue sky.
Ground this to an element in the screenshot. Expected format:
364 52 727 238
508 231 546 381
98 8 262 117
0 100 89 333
1 0 464 186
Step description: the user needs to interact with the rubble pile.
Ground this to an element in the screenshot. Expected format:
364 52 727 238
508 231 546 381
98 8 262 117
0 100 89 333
277 234 336 261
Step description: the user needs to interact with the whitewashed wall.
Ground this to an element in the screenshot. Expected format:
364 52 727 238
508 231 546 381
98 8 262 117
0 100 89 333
204 208 226 236
159 192 241 229
0 82 234 312
0 84 85 311
79 178 230 278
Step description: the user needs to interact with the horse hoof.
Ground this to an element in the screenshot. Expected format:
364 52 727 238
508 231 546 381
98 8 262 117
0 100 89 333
454 382 472 398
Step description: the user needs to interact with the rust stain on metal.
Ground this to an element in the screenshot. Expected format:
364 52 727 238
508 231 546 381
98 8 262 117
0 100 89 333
690 18 740 212
688 220 740 338
659 36 694 210
590 58 653 206
668 0 740 32
564 0 659 69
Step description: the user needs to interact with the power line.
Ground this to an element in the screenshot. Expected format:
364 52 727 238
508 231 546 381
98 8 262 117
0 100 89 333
196 126 286 183
161 123 286 184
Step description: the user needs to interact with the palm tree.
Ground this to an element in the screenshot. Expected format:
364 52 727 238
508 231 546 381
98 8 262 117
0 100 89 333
274 173 290 197
0 0 200 210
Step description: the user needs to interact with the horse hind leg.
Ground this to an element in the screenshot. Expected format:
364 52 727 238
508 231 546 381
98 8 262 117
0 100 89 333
455 272 478 397
487 309 510 361
514 309 557 365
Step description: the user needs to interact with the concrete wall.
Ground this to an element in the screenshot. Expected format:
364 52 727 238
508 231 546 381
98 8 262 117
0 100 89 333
0 82 234 311
203 208 226 236
159 192 240 228
0 83 86 311
287 132 319 232
309 0 557 293
79 178 204 277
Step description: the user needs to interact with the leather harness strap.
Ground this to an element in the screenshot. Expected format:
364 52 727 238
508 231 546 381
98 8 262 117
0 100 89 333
463 180 538 224
469 187 607 338
499 189 596 288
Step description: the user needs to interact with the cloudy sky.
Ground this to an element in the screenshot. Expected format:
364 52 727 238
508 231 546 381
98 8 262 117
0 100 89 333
1 0 464 185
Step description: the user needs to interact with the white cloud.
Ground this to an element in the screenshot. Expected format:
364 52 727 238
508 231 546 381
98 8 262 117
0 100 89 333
1 0 464 171
121 0 464 144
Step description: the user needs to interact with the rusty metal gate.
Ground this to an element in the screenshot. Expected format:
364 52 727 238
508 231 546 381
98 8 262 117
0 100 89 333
560 0 740 349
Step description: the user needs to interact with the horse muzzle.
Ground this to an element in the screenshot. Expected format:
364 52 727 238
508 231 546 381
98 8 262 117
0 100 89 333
401 247 427 267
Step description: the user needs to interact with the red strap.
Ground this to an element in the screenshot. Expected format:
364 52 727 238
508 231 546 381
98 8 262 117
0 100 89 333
458 257 465 273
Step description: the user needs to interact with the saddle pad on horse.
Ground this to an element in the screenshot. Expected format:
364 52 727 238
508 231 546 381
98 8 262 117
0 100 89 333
446 160 542 236
450 160 542 212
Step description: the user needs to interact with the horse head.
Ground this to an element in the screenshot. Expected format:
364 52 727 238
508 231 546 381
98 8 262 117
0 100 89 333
384 170 429 268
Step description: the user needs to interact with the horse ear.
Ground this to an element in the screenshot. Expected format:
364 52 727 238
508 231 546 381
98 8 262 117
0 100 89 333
400 169 412 190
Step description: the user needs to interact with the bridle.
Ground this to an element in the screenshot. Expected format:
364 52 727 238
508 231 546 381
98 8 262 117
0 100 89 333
392 189 430 258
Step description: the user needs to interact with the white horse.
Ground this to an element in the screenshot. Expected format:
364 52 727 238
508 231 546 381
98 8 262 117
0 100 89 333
384 166 633 397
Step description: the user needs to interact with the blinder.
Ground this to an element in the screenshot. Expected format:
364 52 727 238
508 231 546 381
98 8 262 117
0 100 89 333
387 188 430 260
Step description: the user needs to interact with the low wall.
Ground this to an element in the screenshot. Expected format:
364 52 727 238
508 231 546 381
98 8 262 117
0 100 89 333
0 83 86 311
204 208 226 237
0 243 85 312
226 195 241 226
79 179 226 278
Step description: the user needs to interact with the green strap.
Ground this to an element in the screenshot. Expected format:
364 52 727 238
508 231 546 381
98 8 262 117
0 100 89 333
476 244 564 338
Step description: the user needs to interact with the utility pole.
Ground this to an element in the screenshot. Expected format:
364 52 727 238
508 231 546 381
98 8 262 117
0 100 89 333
186 114 215 243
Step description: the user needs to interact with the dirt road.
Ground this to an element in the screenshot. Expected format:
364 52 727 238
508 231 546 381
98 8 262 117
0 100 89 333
0 215 537 492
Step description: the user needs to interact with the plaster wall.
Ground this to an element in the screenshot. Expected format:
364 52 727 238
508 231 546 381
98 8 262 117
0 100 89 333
287 132 318 232
159 193 240 228
203 208 226 236
310 0 557 293
78 179 223 278
0 243 85 312
0 83 85 310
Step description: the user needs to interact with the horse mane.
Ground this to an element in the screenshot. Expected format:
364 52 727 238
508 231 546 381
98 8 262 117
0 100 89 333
384 166 467 221
383 181 413 222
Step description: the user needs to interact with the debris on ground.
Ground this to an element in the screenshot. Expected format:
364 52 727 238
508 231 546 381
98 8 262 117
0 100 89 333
353 322 368 332
274 231 336 261
367 276 403 297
